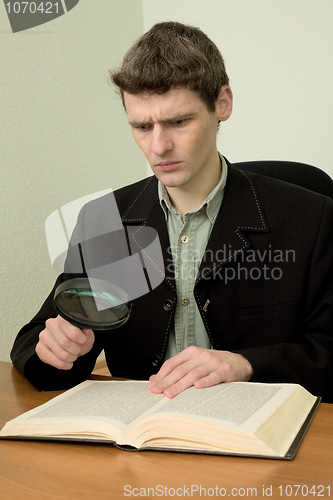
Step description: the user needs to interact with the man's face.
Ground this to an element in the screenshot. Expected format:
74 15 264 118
124 87 231 193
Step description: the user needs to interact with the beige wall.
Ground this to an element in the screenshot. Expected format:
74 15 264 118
143 0 333 177
0 1 145 361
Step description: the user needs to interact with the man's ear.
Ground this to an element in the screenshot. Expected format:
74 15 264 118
215 85 233 122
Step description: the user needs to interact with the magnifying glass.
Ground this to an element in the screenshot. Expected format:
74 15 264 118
53 277 132 330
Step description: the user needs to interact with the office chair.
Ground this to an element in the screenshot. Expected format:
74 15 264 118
235 160 333 200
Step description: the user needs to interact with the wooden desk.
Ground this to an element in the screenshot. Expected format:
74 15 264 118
0 361 332 500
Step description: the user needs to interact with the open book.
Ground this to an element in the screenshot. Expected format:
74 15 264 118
0 380 320 459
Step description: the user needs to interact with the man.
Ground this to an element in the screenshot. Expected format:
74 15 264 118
11 22 333 401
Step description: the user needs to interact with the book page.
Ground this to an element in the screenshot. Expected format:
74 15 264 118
27 381 164 425
2 381 165 433
149 382 291 432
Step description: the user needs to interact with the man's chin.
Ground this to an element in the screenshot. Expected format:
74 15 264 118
153 171 185 189
159 180 185 189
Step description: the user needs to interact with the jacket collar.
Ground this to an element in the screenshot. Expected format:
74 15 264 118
121 176 174 285
121 161 270 280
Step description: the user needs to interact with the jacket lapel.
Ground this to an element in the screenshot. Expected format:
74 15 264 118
196 163 270 281
121 176 175 286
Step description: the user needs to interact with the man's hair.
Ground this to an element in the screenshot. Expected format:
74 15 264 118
110 21 229 112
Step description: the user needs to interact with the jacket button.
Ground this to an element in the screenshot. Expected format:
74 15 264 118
162 299 175 311
151 355 161 367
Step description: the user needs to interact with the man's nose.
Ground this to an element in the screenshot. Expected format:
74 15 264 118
151 126 172 156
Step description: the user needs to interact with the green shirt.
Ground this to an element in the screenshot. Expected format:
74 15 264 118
158 156 228 359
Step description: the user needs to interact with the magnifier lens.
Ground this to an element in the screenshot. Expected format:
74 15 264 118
53 278 131 330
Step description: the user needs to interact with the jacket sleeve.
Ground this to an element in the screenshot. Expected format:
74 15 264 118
237 197 333 402
10 273 104 391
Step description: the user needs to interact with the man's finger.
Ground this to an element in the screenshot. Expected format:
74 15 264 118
35 342 74 370
39 326 81 358
148 346 201 386
194 369 225 389
150 360 211 396
56 316 89 344
162 368 209 398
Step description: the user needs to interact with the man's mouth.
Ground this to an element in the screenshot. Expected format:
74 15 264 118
155 161 182 171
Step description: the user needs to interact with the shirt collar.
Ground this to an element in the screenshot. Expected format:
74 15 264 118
158 154 228 223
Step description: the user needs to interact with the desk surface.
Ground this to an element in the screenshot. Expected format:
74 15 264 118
0 361 332 500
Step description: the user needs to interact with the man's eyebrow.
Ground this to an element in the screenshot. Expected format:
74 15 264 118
128 119 152 128
129 113 194 127
160 112 194 123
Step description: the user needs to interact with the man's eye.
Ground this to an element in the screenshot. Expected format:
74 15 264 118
134 124 151 131
171 119 187 126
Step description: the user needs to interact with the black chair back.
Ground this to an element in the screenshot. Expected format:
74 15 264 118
236 160 333 199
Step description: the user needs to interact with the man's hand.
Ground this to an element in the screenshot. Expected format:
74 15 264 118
35 316 95 370
148 346 253 398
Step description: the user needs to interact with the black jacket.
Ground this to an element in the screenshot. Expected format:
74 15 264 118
11 163 333 401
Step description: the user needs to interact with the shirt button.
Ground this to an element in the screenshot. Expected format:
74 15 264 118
181 297 190 306
181 235 190 244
